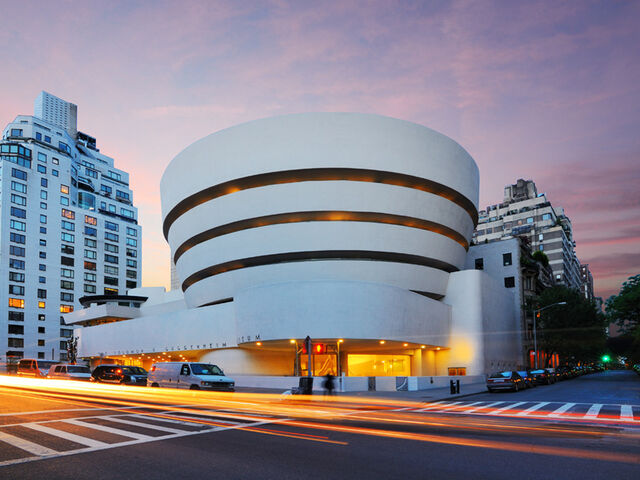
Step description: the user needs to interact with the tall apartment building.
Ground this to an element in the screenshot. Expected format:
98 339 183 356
472 179 582 291
1 92 141 364
580 264 594 301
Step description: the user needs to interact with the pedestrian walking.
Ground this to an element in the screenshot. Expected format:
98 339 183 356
323 373 335 396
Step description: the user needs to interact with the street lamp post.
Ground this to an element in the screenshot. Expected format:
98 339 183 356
533 301 567 369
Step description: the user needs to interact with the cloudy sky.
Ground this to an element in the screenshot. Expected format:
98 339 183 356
1 0 638 299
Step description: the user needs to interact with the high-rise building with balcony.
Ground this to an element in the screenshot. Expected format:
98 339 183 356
0 92 141 365
472 179 582 290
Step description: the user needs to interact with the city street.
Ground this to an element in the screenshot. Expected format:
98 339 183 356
0 371 638 479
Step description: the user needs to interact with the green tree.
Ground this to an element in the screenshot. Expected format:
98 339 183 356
536 286 607 365
606 274 640 363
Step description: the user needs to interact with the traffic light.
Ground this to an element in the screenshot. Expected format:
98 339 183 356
536 312 540 318
314 343 326 354
602 355 610 362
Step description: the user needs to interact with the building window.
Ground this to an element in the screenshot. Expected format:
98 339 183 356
61 220 74 231
10 128 23 137
84 226 97 236
9 272 25 282
38 301 46 309
37 164 47 174
61 245 74 255
60 268 74 279
61 208 75 219
84 272 96 282
39 264 46 271
104 265 118 275
38 314 45 321
8 311 24 321
9 298 24 308
11 168 27 180
60 256 74 267
126 238 137 247
60 185 69 194
126 259 137 268
9 285 25 295
504 276 515 288
10 258 25 270
61 232 75 243
40 227 47 234
105 232 119 242
104 254 118 264
84 284 96 294
37 289 47 299
105 221 118 231
60 292 74 302
61 196 69 206
8 338 24 348
126 227 137 237
85 215 97 225
10 232 26 244
11 194 26 206
9 245 25 257
474 258 483 270
38 327 45 334
105 243 119 253
60 280 74 290
39 276 46 284
10 220 26 231
60 305 74 313
85 249 97 259
84 261 96 271
502 253 512 266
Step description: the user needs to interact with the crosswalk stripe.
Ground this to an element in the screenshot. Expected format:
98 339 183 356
464 401 504 414
0 430 58 456
127 413 214 428
489 402 526 415
516 402 550 416
455 402 483 411
620 405 634 421
584 404 603 419
103 416 191 434
547 403 576 417
435 401 464 411
418 401 446 411
21 423 108 448
64 419 152 440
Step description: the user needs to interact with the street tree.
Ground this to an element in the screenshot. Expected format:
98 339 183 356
606 274 640 363
536 286 607 365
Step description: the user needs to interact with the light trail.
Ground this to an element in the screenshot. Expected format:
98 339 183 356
1 374 638 464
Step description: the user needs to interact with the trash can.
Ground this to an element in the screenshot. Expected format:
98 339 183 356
298 376 314 395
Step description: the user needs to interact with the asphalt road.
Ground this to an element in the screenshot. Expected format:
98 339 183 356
0 371 638 480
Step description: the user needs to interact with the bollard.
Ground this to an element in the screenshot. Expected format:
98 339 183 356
456 379 460 394
450 379 456 394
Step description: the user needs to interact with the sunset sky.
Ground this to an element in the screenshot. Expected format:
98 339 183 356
1 0 638 300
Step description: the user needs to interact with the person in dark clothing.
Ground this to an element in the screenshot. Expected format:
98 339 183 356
323 374 336 396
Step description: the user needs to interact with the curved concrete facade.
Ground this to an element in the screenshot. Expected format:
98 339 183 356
161 113 479 308
74 113 522 382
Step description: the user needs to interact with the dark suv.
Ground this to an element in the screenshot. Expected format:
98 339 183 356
90 365 148 386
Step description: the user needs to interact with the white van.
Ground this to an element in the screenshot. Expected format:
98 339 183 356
147 362 235 391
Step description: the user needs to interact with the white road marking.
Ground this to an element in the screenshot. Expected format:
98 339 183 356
488 402 527 415
103 416 192 434
22 423 108 448
454 402 483 411
434 401 464 411
584 404 603 419
620 405 635 422
0 430 58 457
0 419 276 468
64 419 152 440
516 402 550 416
417 401 446 411
547 403 576 417
463 401 503 414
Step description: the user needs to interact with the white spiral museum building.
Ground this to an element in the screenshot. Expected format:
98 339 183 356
70 113 520 388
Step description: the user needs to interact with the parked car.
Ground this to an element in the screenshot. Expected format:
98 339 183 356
487 371 524 392
516 370 536 388
90 365 148 385
529 369 554 385
47 364 91 381
17 359 58 378
148 362 235 391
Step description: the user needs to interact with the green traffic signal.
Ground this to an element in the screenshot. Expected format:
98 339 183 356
602 355 610 362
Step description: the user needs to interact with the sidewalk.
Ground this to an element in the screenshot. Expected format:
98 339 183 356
235 382 488 403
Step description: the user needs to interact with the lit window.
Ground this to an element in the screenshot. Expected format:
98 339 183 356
85 215 97 225
60 185 69 194
38 301 46 308
61 208 75 219
60 305 74 313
